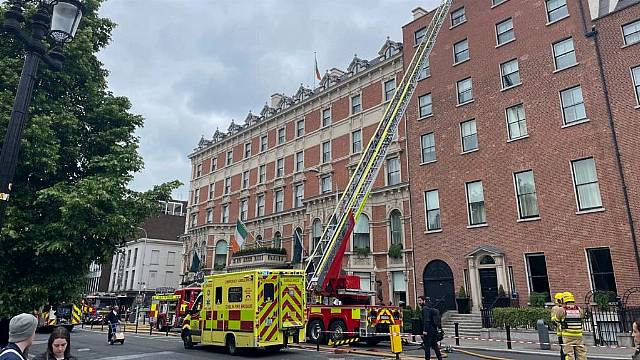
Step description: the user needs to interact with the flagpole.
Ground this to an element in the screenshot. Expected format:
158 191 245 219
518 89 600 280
313 51 317 88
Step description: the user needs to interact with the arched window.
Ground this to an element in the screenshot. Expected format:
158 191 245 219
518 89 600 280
214 240 227 269
390 210 403 245
273 231 282 249
200 241 206 266
256 235 263 247
480 255 495 265
293 228 303 263
353 214 370 250
312 219 322 251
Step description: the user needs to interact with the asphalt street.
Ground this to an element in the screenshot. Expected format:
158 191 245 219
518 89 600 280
24 327 568 360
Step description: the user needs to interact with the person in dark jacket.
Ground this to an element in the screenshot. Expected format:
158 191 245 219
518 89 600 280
418 296 443 360
106 306 120 343
33 326 76 360
0 313 37 360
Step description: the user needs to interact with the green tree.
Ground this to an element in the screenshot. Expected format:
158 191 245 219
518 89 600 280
0 1 180 317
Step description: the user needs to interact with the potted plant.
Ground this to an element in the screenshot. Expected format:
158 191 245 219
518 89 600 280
456 286 471 314
354 246 371 258
388 243 403 259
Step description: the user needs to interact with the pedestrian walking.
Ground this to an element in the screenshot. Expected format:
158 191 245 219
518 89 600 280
33 327 76 360
0 313 37 360
558 292 587 360
418 296 443 360
106 306 119 344
632 318 639 360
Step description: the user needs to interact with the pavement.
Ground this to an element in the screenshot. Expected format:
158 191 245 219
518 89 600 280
23 326 636 360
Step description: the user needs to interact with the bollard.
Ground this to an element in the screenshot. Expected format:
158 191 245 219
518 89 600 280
166 323 169 337
101 321 104 332
135 312 139 334
149 321 153 336
505 325 512 349
537 319 551 350
315 324 321 352
454 322 460 346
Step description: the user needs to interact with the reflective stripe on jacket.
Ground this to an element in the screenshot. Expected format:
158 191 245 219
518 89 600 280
561 306 583 337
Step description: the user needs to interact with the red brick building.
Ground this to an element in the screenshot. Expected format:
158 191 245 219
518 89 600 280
403 0 640 312
183 39 417 306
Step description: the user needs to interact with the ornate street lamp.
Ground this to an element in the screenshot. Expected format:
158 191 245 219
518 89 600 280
0 0 83 230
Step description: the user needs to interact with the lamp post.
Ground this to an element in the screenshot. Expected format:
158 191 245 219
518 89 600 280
0 0 83 230
135 226 148 324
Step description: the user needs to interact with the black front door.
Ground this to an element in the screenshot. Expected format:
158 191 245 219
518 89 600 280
423 260 456 314
478 268 498 307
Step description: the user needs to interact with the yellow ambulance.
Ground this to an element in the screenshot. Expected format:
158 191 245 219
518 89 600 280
181 269 306 355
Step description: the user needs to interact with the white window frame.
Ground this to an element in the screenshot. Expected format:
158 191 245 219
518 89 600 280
352 129 362 154
506 103 528 140
560 85 587 125
414 27 427 46
240 198 248 221
545 0 569 24
294 183 304 208
513 170 539 219
552 37 577 71
321 175 332 194
632 65 640 105
208 183 215 200
256 194 265 217
451 7 466 27
278 127 286 145
424 189 441 231
500 58 521 90
276 158 284 178
222 204 229 223
260 135 268 152
244 142 251 158
259 165 266 184
457 77 473 105
211 157 217 172
242 170 249 189
419 93 433 118
571 157 603 212
460 119 478 153
295 151 304 173
421 132 436 164
623 20 640 46
206 208 213 224
296 119 305 137
274 189 284 213
226 150 233 166
453 38 470 64
322 141 332 163
386 157 401 186
496 18 515 46
465 181 486 226
322 108 332 127
384 79 396 102
351 94 362 114
224 177 231 194
417 58 430 80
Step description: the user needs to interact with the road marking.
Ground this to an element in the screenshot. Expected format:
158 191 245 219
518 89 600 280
93 351 176 360
78 348 91 352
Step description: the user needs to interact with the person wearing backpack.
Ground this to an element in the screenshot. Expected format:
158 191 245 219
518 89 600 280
419 296 443 360
0 313 37 360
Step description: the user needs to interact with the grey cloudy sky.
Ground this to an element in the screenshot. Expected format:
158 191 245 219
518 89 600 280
96 0 440 200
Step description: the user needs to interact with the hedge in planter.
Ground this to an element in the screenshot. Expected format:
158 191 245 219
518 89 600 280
232 247 287 257
493 307 552 329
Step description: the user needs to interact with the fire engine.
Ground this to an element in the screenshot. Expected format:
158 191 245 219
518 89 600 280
36 303 82 332
149 287 201 330
181 269 305 355
303 0 453 346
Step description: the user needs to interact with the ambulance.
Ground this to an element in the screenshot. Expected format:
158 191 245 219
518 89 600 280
181 269 305 355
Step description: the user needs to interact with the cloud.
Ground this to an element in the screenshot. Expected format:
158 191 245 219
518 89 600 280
97 0 440 199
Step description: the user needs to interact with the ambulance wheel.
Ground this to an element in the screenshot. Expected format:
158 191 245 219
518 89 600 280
329 320 347 342
307 319 325 344
182 330 194 349
226 334 237 356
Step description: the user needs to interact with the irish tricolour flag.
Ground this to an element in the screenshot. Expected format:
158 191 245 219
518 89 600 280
232 219 248 252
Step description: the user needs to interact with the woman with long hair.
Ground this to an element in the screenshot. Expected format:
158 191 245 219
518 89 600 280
632 318 640 360
34 326 76 360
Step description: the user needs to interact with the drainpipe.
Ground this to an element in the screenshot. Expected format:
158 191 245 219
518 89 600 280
577 0 640 279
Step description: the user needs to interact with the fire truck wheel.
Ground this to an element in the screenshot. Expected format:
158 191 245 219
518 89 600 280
182 330 194 349
226 334 238 355
328 320 347 342
307 319 325 344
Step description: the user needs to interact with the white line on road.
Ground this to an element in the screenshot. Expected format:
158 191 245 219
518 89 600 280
93 351 177 360
77 348 91 352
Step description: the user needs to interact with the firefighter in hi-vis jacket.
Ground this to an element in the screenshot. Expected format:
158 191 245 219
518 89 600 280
558 292 587 360
551 292 565 359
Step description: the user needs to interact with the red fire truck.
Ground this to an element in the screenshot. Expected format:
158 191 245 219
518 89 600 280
303 0 452 346
150 287 201 330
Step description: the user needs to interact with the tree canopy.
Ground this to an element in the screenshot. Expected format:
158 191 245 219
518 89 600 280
0 0 180 317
